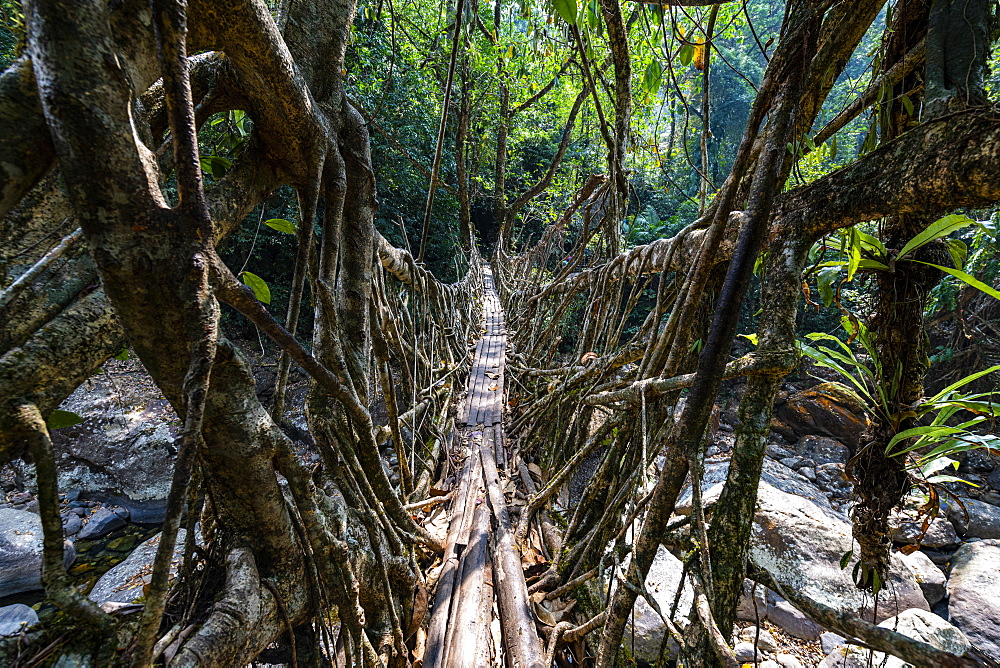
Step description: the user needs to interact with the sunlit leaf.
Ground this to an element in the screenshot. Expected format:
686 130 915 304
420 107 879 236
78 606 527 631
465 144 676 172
552 0 577 25
241 271 271 304
896 214 977 261
265 218 297 234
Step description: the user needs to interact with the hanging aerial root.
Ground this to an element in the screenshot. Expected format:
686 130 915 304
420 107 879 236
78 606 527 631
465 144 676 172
11 404 110 630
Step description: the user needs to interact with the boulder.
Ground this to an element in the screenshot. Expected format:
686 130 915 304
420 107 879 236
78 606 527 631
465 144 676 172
947 539 1000 659
751 483 929 623
898 549 946 607
50 369 177 524
677 458 836 516
791 435 849 465
736 579 768 621
77 507 127 540
620 546 693 664
0 604 39 635
776 382 869 448
766 594 822 639
889 511 959 548
818 608 970 668
0 508 75 595
88 529 186 606
945 498 1000 539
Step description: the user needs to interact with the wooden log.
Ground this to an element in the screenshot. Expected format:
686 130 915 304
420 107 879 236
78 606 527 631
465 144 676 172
481 429 546 668
445 502 491 668
424 448 477 668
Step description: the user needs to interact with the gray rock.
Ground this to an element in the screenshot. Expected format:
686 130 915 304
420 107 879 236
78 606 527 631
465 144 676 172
819 608 970 668
814 463 852 498
77 508 126 540
50 371 178 524
61 512 82 537
0 508 75 595
780 457 802 470
89 529 187 606
751 483 928 624
736 579 769 622
621 546 694 663
0 604 39 635
767 444 794 460
677 459 837 516
792 435 849 465
733 641 760 663
766 595 822 640
947 539 1000 659
774 655 805 668
890 511 959 548
820 631 845 654
738 626 777 652
618 546 694 663
799 467 817 482
759 662 782 668
986 468 1000 491
899 549 947 606
945 498 1000 539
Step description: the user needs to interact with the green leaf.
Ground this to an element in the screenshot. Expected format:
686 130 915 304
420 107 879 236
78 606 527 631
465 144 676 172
886 425 963 455
927 364 1000 403
839 550 853 569
113 346 129 361
846 228 861 281
900 94 915 116
199 155 233 178
643 60 662 95
679 43 694 67
816 265 840 306
241 271 271 304
917 262 1000 302
552 0 577 25
856 230 886 256
47 410 83 429
265 218 297 234
829 134 838 161
947 239 968 270
896 214 977 261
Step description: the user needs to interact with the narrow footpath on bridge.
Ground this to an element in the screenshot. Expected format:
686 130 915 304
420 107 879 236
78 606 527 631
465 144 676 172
422 265 546 668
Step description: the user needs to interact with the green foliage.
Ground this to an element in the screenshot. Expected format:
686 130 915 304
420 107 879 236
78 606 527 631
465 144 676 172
47 410 82 430
0 0 23 69
801 318 1000 482
241 271 271 304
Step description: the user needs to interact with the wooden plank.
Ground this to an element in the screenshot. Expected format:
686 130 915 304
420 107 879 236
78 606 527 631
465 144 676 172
480 430 545 668
424 449 476 668
445 502 491 668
